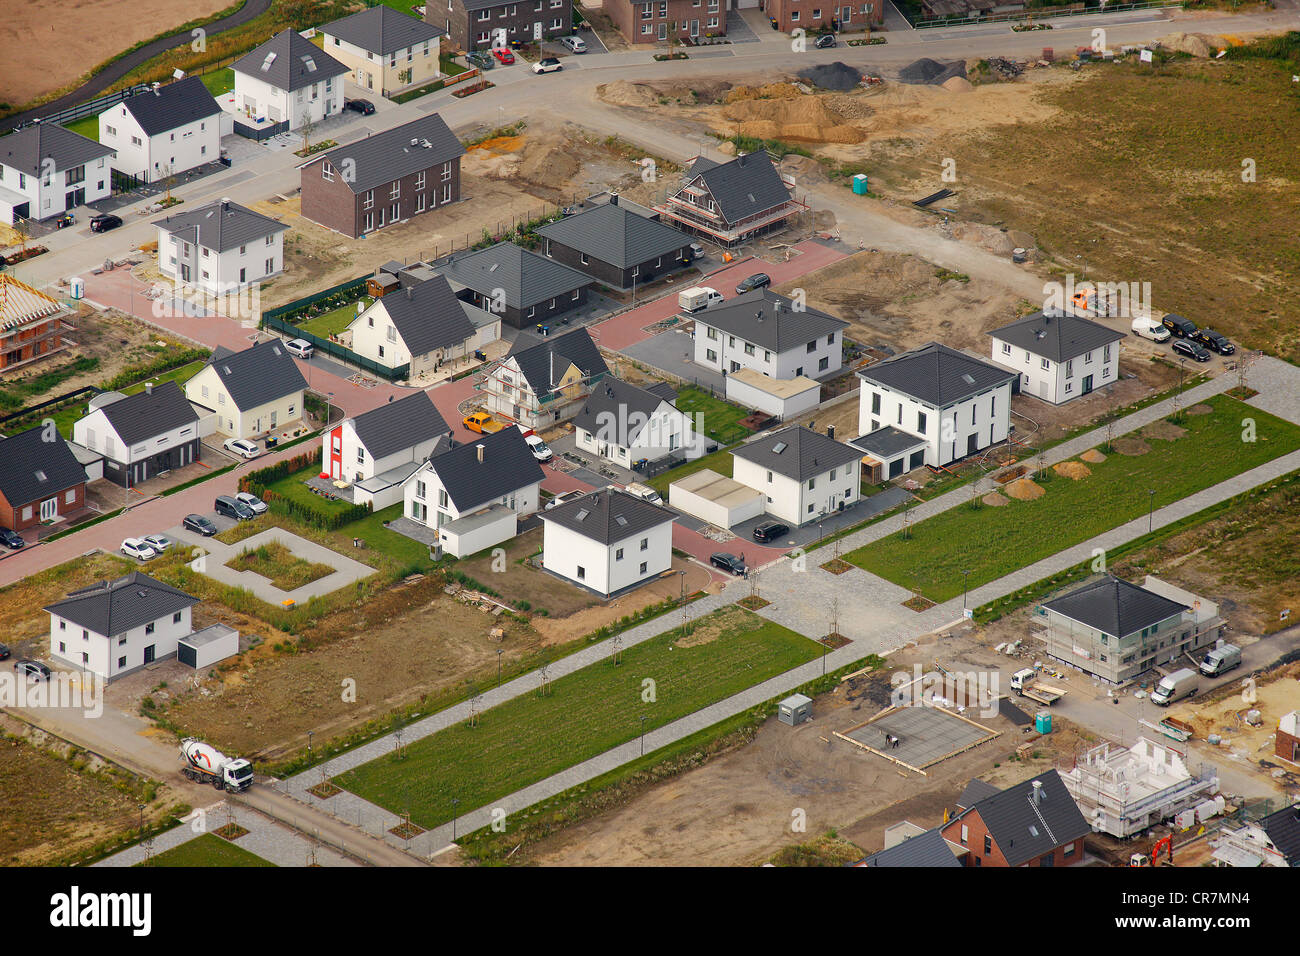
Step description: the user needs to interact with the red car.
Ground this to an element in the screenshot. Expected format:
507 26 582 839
492 47 515 65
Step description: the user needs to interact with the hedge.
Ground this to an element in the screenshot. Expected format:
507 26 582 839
103 347 211 391
238 448 371 531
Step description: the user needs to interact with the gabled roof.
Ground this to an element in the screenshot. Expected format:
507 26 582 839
1041 575 1188 639
956 777 1001 810
954 770 1091 867
95 380 199 446
118 77 221 138
573 377 677 447
858 342 1015 407
418 426 544 513
0 274 66 331
682 150 792 225
232 29 348 93
348 391 450 461
859 828 962 867
154 198 287 254
542 486 674 545
693 289 847 354
1256 803 1300 866
196 340 308 412
990 309 1126 364
44 572 198 638
362 274 475 357
307 113 464 194
0 121 115 177
319 4 445 55
0 425 87 507
506 328 607 396
439 242 592 310
731 424 861 482
535 203 691 269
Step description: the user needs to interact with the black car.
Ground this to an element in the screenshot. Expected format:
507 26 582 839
735 273 771 295
182 513 218 536
0 642 9 661
815 33 837 48
345 98 376 115
0 527 24 549
214 496 255 521
1172 339 1212 363
1162 313 1198 338
89 213 123 233
711 552 747 575
1192 328 1235 355
13 659 51 681
467 51 495 70
752 521 790 543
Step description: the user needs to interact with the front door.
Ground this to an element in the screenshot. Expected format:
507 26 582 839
966 432 980 457
534 21 543 40
658 22 667 39
1081 374 1094 395
144 645 155 665
270 409 277 428
39 497 57 521
66 187 85 209
690 18 699 35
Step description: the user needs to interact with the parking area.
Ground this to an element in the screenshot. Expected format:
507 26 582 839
622 328 723 390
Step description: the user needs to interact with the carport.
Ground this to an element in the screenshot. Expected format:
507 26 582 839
669 468 765 529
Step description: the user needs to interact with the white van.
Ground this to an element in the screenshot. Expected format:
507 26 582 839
1150 668 1199 706
1131 316 1171 343
624 482 663 506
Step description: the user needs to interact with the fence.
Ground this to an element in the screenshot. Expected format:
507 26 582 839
234 118 289 142
0 385 99 427
11 84 152 131
906 0 1181 28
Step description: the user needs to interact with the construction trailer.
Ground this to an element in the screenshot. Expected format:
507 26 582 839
778 694 813 726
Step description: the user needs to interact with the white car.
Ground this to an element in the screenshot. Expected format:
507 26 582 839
224 438 261 460
524 433 553 461
120 537 158 561
560 35 587 53
533 58 563 74
142 534 173 553
285 338 314 359
235 491 269 515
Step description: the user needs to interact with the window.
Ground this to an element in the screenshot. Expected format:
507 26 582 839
808 477 816 490
960 825 968 845
390 181 400 200
917 411 927 432
1065 382 1072 393
639 562 648 575
363 189 374 209
790 9 799 19
1085 351 1093 364
173 611 183 624
819 357 829 371
416 194 426 213
871 392 881 415
266 257 275 274
439 489 449 508
1002 342 1011 355
984 835 992 854
744 343 755 356
1064 843 1076 858
1103 344 1112 362
576 565 585 580
1041 357 1050 370
640 538 649 550
615 548 624 561
706 349 716 362
415 171 425 190
59 620 66 631
442 162 453 181
1065 359 1074 377
323 163 334 182
118 657 127 669
145 622 155 635
378 345 385 358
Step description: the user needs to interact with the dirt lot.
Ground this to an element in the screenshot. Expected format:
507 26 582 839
0 553 135 658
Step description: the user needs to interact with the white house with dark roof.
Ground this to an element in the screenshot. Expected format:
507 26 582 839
154 197 289 296
323 391 452 508
0 122 115 223
653 151 804 245
232 29 348 131
318 5 445 97
536 199 694 291
481 327 608 429
574 377 704 468
541 487 675 598
99 77 224 184
45 572 199 681
857 342 1016 468
693 289 847 381
731 424 862 527
990 309 1126 405
346 273 489 377
184 340 308 439
72 380 201 488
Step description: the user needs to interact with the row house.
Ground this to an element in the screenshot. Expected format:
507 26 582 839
433 0 573 52
607 0 727 44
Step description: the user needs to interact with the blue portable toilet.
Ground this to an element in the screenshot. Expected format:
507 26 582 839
1035 711 1053 734
852 174 869 195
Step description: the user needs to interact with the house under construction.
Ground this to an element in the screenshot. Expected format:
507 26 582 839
652 151 807 247
478 327 608 431
0 274 69 374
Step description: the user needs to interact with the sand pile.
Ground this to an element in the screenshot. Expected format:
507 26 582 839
1053 461 1092 480
1112 437 1151 456
1006 477 1045 500
1080 449 1107 464
1141 421 1188 442
941 76 974 94
1159 32 1225 58
597 80 657 107
720 95 866 145
982 492 1009 507
724 82 804 103
798 61 862 91
898 58 967 86
824 92 875 121
518 132 580 186
717 141 738 156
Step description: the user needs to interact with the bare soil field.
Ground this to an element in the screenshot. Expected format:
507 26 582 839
0 553 135 659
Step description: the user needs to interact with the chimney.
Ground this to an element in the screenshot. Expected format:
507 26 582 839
476 443 485 463
1031 780 1043 805
405 285 413 300
220 197 231 212
826 424 834 439
609 192 618 206
145 382 153 394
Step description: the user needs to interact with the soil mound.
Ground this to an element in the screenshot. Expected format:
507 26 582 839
1141 421 1187 442
1113 437 1151 456
720 94 865 144
597 80 657 107
1005 477 1045 500
1080 449 1107 464
982 492 1009 507
941 76 974 94
899 58 966 86
1187 404 1213 416
1053 461 1092 480
798 61 862 91
1159 32 1226 58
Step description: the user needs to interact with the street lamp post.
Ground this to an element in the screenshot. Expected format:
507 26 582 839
1148 489 1155 534
451 797 460 841
640 716 648 756
962 569 971 610
308 730 313 754
497 648 503 685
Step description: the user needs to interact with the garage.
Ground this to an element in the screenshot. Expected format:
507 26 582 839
850 427 930 486
177 624 240 670
669 469 765 530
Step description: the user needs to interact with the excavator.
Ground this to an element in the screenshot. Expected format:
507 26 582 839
1129 835 1174 867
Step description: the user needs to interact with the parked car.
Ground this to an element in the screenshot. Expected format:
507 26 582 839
182 514 218 536
120 537 157 561
561 35 587 53
624 482 663 506
89 213 123 233
224 438 261 460
467 51 494 70
1131 316 1171 342
1172 339 1212 363
0 527 24 550
523 433 553 461
1161 313 1198 338
711 552 747 576
284 338 314 359
214 495 255 521
1192 328 1235 355
815 33 837 48
735 273 771 295
345 98 375 115
752 520 790 543
13 659 51 682
142 534 173 553
492 47 515 65
0 642 9 661
533 58 563 74
235 491 269 515
464 411 506 434
689 242 706 259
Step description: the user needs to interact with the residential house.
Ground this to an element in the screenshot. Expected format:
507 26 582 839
940 770 1091 867
318 6 446 97
232 30 348 132
346 273 484 377
299 113 464 239
432 0 573 53
692 289 847 380
1211 802 1300 868
535 199 694 291
438 242 593 329
730 424 861 526
1035 574 1224 684
72 381 201 488
184 340 308 439
323 391 452 508
0 121 114 223
606 0 728 44
401 426 544 557
0 425 88 532
0 274 70 373
541 487 675 598
653 151 804 245
989 309 1125 404
763 0 883 35
154 198 288 296
481 327 608 429
857 342 1015 468
99 77 222 184
854 827 963 867
574 377 705 467
45 572 198 681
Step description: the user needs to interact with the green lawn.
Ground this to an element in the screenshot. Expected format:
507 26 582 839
647 442 742 497
61 115 100 141
227 541 334 590
120 360 205 396
675 386 753 445
297 297 371 339
198 68 234 98
848 395 1300 602
336 606 822 828
136 833 274 867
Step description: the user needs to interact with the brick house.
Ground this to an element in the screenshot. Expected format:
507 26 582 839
0 425 88 533
0 274 69 373
940 771 1090 867
299 113 464 239
761 0 883 33
606 0 728 44
436 242 593 329
430 0 573 53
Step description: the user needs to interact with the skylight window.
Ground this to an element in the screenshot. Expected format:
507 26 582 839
302 55 317 72
261 52 277 72
961 373 975 385
575 509 590 521
615 515 628 526
35 469 47 481
772 441 787 454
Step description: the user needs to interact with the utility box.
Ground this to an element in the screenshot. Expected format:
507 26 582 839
852 174 869 195
778 694 813 726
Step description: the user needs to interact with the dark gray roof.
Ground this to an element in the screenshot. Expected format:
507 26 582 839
440 242 592 310
349 391 450 461
731 425 861 482
1041 575 1188 639
859 828 961 867
990 310 1126 364
573 377 676 447
200 340 308 411
422 426 544 512
542 487 674 545
368 274 475 357
683 150 792 225
96 380 198 446
859 342 1015 407
44 572 197 638
848 426 927 460
0 121 114 177
696 289 846 354
956 770 1091 867
319 5 445 55
536 203 691 269
309 113 464 194
506 328 607 396
154 199 287 253
0 425 87 507
119 77 221 138
1257 803 1300 866
957 777 1001 810
233 29 348 92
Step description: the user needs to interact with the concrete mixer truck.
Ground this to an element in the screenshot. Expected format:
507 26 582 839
179 738 254 792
